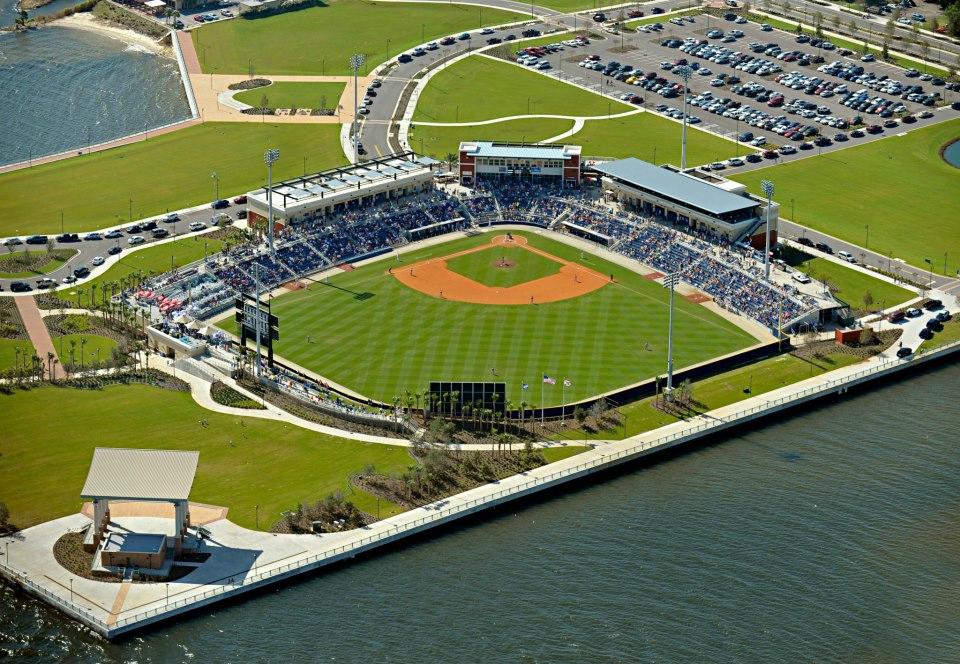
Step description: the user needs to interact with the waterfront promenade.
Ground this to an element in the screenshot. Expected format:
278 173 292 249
2 324 957 638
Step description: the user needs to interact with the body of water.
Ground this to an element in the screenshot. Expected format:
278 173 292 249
1 361 958 662
944 139 960 168
0 20 189 167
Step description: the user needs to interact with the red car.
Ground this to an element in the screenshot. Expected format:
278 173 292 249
233 195 247 204
440 36 456 45
762 150 778 159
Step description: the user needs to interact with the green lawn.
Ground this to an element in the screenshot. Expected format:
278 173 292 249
734 119 960 273
223 231 756 406
0 383 413 530
0 122 346 236
625 8 699 29
50 333 118 368
564 112 737 165
0 338 35 372
62 235 227 307
234 81 346 110
446 243 562 287
567 351 863 440
0 250 76 278
413 56 631 123
192 0 528 75
783 252 915 311
409 117 574 160
920 316 960 352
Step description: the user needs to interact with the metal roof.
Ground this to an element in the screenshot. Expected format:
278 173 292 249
593 158 758 216
81 448 199 501
461 141 579 160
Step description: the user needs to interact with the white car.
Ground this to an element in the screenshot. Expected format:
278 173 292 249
480 27 494 35
837 250 855 263
128 235 145 245
189 221 206 232
91 256 105 267
791 271 811 284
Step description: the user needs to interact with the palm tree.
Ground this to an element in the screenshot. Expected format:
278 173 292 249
506 399 515 435
79 337 86 369
450 390 460 420
68 339 77 368
75 288 85 309
90 283 98 308
519 400 528 433
46 352 54 381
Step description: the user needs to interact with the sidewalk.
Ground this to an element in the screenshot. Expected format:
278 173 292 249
13 296 62 379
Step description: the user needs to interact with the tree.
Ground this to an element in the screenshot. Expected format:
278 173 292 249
947 2 960 38
882 39 890 60
260 94 270 112
862 290 874 308
919 40 930 63
0 502 9 527
319 94 327 112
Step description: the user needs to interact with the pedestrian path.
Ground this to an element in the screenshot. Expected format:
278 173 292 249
13 296 62 379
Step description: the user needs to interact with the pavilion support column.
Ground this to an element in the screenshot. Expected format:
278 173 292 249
174 501 187 556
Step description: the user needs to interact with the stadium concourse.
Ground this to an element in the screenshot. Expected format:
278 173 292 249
129 155 838 341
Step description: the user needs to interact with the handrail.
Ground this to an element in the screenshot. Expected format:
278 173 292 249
6 338 957 634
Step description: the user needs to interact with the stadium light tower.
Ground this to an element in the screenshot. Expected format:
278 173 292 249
761 179 775 282
675 65 692 171
264 148 280 257
350 53 366 160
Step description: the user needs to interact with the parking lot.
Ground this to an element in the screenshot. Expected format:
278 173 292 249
496 11 959 167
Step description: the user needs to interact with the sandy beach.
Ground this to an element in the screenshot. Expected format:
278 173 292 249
53 12 170 55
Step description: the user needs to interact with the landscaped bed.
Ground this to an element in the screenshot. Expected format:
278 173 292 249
0 249 76 278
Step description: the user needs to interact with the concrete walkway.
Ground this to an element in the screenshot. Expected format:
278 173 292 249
7 326 959 638
13 296 62 379
412 107 643 126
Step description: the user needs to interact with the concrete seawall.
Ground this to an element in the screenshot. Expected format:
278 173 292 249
3 339 958 638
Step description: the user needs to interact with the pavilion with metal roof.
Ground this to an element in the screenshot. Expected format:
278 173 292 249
81 448 199 555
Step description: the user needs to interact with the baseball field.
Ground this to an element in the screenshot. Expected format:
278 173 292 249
225 230 758 406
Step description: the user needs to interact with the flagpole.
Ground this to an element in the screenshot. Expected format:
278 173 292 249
561 380 565 423
541 374 544 427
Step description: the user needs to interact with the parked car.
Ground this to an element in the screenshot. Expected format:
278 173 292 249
91 256 105 267
211 199 230 209
896 346 913 358
128 235 146 245
815 242 832 254
151 228 170 239
3 237 22 246
105 229 124 239
837 250 855 263
10 281 32 292
84 232 102 241
905 307 923 318
189 221 206 232
25 235 48 245
108 246 123 256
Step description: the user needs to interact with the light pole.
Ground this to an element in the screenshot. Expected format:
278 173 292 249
865 224 869 249
761 179 775 282
211 171 219 201
663 269 681 401
264 148 280 257
675 65 692 171
349 53 366 161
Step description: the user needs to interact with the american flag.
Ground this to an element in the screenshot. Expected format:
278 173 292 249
521 382 529 390
543 375 556 385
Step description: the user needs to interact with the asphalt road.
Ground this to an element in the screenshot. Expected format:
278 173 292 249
2 0 956 296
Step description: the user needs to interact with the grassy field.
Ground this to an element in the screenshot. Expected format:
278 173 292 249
734 119 960 273
53 235 228 308
223 231 756 406
192 0 528 75
408 117 574 159
0 338 35 372
781 250 915 311
50 334 117 368
921 315 960 352
446 243 562 287
565 112 737 165
413 56 630 123
0 123 346 237
234 82 346 110
0 383 414 530
0 249 76 278
566 351 864 440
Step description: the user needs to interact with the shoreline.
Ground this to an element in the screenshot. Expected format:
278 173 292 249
52 11 170 56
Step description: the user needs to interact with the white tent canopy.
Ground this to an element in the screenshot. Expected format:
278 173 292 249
144 0 166 7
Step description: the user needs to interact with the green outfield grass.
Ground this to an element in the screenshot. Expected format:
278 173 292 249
413 56 630 123
0 123 346 237
781 250 915 311
566 351 864 440
192 0 528 75
234 81 346 110
446 243 562 287
0 383 412 530
0 338 35 372
225 231 757 406
734 119 960 273
565 112 737 165
409 117 574 160
50 334 118 368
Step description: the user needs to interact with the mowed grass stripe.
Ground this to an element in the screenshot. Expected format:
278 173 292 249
229 232 755 405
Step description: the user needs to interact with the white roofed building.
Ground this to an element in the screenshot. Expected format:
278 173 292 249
458 141 582 187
